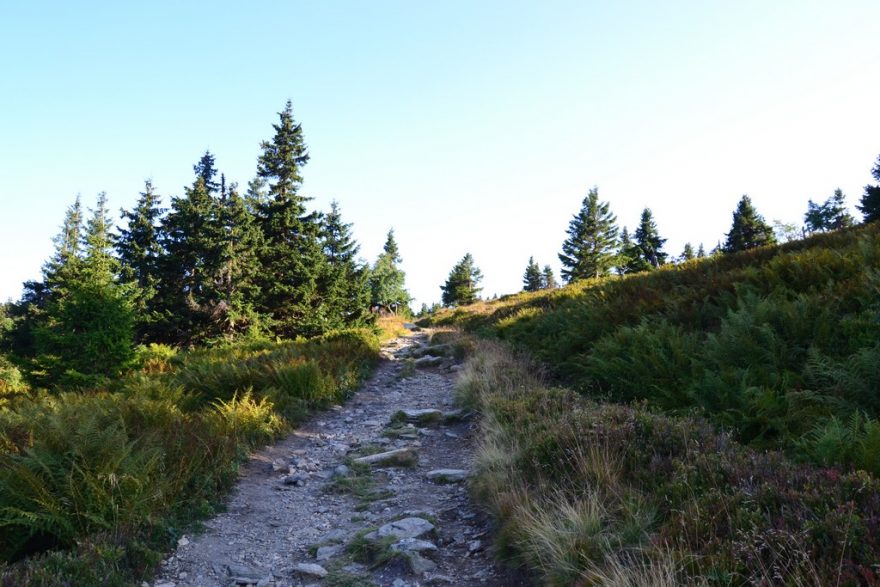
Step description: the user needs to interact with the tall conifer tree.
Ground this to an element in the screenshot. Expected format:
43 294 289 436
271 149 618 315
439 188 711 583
370 229 410 313
630 208 667 270
522 257 543 292
723 195 776 253
254 101 327 337
541 265 557 289
858 155 880 223
441 253 483 306
320 201 371 328
558 187 618 282
117 180 166 341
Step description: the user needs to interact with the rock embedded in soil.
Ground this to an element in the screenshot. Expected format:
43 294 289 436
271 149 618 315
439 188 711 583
353 447 418 466
315 544 342 561
395 408 444 424
292 562 328 578
366 517 435 541
425 469 469 483
391 538 438 553
414 355 445 367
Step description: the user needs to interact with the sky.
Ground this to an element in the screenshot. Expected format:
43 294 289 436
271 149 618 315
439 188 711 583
1 1 879 308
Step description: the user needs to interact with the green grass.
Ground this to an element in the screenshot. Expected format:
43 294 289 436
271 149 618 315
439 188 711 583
0 328 381 585
426 223 880 473
459 339 880 585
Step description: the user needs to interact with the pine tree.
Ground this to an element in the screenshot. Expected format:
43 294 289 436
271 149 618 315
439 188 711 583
723 195 776 253
370 229 410 313
441 253 483 306
522 256 543 292
254 101 327 337
320 201 371 328
858 155 880 223
213 181 267 338
680 242 695 262
805 188 853 233
117 180 166 341
36 194 134 382
631 208 668 270
616 226 639 274
159 174 224 342
541 265 557 289
559 188 618 282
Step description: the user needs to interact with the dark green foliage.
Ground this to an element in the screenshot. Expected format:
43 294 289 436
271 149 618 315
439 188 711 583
858 154 880 223
696 242 706 258
615 226 637 274
724 195 776 252
0 329 379 583
680 242 695 262
254 102 329 337
805 188 854 233
462 345 880 585
522 256 542 292
320 201 372 329
541 265 557 289
34 194 135 383
629 208 667 270
441 253 483 306
429 223 880 473
369 229 410 313
116 180 166 342
558 187 619 282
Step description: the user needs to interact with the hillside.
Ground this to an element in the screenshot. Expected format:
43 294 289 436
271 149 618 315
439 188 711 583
422 224 880 584
428 223 880 472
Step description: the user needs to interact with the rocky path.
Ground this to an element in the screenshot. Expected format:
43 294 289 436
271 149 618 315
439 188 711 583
152 331 524 587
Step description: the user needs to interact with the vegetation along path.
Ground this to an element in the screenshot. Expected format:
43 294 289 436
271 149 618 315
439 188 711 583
153 330 521 587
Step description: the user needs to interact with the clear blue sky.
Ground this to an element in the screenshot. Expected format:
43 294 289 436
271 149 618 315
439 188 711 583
2 1 879 308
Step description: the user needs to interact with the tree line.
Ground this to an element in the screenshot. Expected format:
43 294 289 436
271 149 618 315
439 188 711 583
2 101 411 384
434 153 880 306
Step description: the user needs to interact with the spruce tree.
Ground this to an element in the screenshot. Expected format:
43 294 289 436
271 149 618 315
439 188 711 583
117 180 166 341
320 201 371 328
541 265 557 289
681 242 695 262
697 243 706 258
370 229 410 313
213 182 267 338
159 173 224 342
441 253 483 306
559 187 618 282
805 188 853 233
36 194 135 382
858 156 880 223
616 226 639 274
254 101 327 337
522 256 543 292
723 195 776 253
631 208 668 270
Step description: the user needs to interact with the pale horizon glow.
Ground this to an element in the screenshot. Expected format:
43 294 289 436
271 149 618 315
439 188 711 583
1 1 879 309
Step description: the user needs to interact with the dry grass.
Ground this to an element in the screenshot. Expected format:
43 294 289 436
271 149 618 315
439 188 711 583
375 315 410 342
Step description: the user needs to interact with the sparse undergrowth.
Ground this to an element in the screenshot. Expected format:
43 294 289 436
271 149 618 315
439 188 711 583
0 328 381 585
460 339 880 586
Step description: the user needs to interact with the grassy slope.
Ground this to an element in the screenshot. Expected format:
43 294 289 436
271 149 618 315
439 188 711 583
423 225 880 584
0 327 385 585
429 223 880 472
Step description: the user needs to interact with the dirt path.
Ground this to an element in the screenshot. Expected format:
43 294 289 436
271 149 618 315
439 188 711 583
152 331 524 587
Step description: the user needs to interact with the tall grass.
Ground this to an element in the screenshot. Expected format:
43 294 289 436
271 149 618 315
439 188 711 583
459 339 880 585
429 223 880 472
0 328 380 584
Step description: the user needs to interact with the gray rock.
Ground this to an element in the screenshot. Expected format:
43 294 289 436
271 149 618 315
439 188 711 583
154 582 176 587
366 517 435 541
391 538 438 553
407 552 437 574
396 408 443 424
292 563 328 578
226 563 263 581
315 544 342 561
414 355 444 367
426 469 469 483
353 447 417 466
468 540 483 553
282 473 308 486
331 464 351 478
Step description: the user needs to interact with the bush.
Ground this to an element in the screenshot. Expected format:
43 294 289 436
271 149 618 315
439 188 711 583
460 339 880 585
